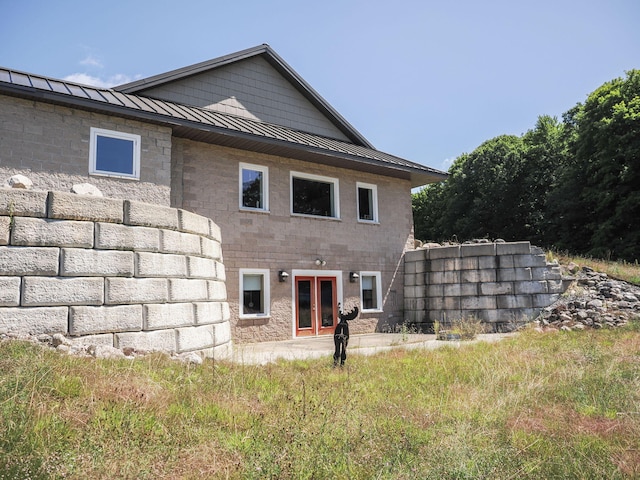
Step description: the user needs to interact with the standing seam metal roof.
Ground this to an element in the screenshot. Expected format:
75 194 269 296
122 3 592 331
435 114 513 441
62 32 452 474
0 66 448 187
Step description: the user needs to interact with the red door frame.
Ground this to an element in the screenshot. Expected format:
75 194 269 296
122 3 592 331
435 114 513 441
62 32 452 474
295 276 337 337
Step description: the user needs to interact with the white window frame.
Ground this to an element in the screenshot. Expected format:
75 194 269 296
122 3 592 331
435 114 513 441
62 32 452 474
239 163 269 212
290 171 340 219
356 182 379 223
89 127 140 179
360 271 383 313
239 268 270 318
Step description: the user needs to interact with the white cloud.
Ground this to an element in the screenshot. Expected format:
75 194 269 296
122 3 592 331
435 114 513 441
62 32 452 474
79 55 103 68
63 73 141 88
440 157 455 171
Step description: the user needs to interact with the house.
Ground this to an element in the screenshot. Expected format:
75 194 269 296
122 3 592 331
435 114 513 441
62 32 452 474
0 44 447 344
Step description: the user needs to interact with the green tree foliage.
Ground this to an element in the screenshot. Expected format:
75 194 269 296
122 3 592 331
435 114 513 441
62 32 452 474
413 70 639 262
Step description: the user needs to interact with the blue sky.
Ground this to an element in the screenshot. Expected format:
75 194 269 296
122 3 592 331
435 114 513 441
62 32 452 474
1 0 638 172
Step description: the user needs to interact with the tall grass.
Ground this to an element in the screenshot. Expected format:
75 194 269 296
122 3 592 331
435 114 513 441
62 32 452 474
1 321 639 479
553 251 640 285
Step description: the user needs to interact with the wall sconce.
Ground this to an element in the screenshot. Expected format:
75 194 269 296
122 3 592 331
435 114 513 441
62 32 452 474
315 258 326 266
349 272 359 282
278 270 289 282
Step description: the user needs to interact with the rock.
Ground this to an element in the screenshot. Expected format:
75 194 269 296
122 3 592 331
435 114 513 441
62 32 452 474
71 183 103 196
8 174 33 189
92 344 126 360
176 351 203 365
51 333 69 347
587 299 603 309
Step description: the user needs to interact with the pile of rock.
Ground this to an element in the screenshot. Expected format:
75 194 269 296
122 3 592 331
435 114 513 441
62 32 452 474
535 265 640 332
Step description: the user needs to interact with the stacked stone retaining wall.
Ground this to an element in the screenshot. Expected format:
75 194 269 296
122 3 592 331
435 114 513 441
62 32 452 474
0 188 231 359
404 242 571 332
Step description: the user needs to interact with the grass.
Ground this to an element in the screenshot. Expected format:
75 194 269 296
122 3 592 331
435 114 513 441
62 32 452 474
552 251 640 285
1 321 640 479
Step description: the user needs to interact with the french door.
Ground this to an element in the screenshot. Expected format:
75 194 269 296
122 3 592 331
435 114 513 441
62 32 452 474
295 276 337 337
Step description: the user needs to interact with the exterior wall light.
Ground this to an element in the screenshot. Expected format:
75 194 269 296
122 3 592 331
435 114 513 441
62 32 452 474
349 272 359 282
315 258 326 266
278 270 289 282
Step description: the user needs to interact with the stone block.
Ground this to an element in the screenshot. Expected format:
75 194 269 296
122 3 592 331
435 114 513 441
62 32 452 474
200 237 222 260
0 246 59 275
404 297 426 311
426 284 443 297
429 271 460 284
124 200 178 230
444 283 478 297
479 282 514 295
115 330 176 352
427 245 460 259
221 302 230 321
404 249 426 263
0 306 68 334
105 278 168 304
478 256 497 269
531 267 562 281
61 248 134 277
12 217 93 248
95 222 160 252
187 256 217 279
207 280 227 301
0 277 21 306
458 257 479 270
460 296 497 310
214 261 226 281
22 277 104 306
178 209 210 236
194 302 224 325
69 305 143 336
0 189 48 217
176 324 215 352
213 321 231 346
211 342 232 360
428 296 461 310
143 303 195 330
498 268 532 282
547 279 566 293
404 261 417 274
208 219 222 242
71 333 114 346
160 229 201 255
497 255 515 268
136 252 187 278
515 281 548 295
430 258 457 272
48 191 124 222
514 254 547 268
497 295 533 309
461 243 496 257
460 269 497 283
404 273 417 287
496 242 531 255
169 279 209 302
532 293 561 308
414 260 426 274
0 216 9 245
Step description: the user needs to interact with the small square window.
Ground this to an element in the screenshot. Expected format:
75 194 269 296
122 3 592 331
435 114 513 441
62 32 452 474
240 269 270 317
89 128 140 179
239 163 269 211
291 172 339 218
360 271 383 312
357 182 378 223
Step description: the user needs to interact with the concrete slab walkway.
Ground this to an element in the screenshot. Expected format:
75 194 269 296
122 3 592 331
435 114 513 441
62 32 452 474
232 333 512 365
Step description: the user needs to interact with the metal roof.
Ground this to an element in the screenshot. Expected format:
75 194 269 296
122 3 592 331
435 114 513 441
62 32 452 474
0 65 448 187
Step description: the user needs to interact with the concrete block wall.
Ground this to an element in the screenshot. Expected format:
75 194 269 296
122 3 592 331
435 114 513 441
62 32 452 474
404 241 570 332
0 188 231 359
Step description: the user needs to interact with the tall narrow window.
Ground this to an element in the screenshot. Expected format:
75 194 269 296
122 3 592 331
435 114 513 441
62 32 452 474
89 128 140 179
240 269 270 317
357 182 378 222
239 163 269 211
360 271 382 312
291 172 339 218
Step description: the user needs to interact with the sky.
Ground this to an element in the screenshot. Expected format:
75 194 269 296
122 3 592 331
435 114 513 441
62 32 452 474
1 0 639 172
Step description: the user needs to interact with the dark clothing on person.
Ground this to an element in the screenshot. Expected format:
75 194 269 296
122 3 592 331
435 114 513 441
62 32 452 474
333 320 350 366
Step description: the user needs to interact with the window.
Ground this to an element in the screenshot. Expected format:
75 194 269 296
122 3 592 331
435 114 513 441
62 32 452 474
360 271 382 312
89 128 140 179
239 163 269 211
291 172 339 218
357 182 378 222
239 269 270 317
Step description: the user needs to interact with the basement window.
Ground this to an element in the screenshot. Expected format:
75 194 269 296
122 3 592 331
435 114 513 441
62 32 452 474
240 269 270 317
360 271 382 312
89 127 140 179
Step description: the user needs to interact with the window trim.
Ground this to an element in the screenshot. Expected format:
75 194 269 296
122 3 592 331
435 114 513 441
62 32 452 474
239 268 270 319
356 182 379 223
290 171 340 219
239 162 269 212
89 127 141 179
360 271 383 313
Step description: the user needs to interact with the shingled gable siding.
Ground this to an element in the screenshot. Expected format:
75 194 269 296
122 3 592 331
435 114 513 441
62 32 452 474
404 242 572 332
0 189 231 359
0 94 172 205
171 138 413 342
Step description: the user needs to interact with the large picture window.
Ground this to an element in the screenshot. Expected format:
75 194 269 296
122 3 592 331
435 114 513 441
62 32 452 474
89 128 140 179
239 269 270 317
360 271 382 312
291 172 339 218
239 163 269 211
357 182 378 223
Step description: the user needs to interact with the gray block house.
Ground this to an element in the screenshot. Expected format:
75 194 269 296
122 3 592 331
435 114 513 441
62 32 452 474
0 44 447 343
